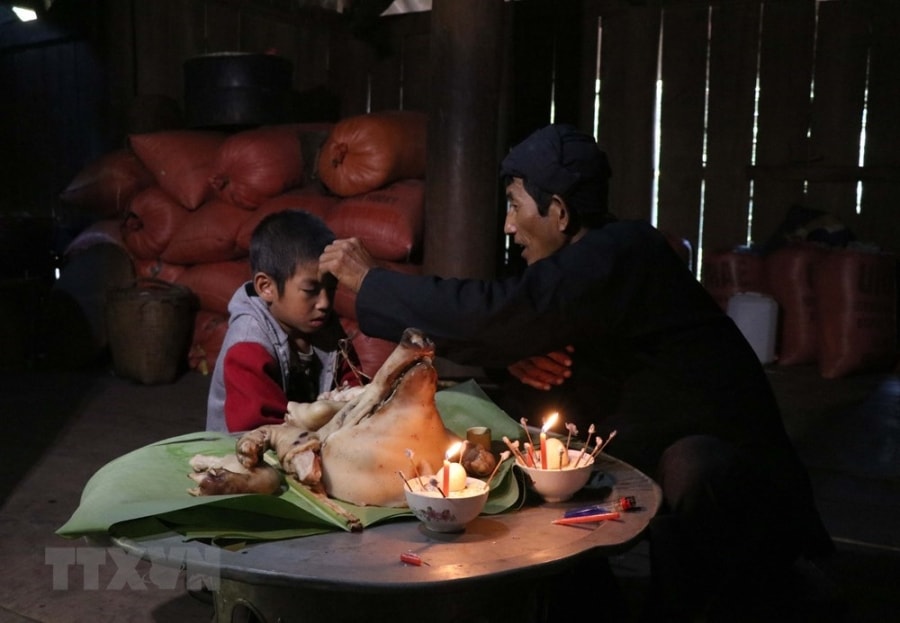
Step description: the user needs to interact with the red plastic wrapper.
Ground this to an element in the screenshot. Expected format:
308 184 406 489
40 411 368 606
400 552 425 566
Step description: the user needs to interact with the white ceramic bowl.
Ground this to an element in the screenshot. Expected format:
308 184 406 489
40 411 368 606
520 449 595 502
404 476 490 532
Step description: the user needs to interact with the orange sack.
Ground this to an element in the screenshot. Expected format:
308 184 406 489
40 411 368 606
122 187 189 260
339 316 398 381
133 257 187 284
327 179 425 263
317 110 427 198
129 130 226 210
701 248 767 311
175 259 250 316
766 243 826 366
161 198 248 265
814 248 897 379
209 124 317 210
236 186 340 251
59 148 155 219
189 310 229 374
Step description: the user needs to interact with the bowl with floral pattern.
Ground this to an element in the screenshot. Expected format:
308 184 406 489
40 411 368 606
404 476 489 532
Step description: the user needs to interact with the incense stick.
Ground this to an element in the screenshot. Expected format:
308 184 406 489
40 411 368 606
502 436 528 466
589 430 617 460
484 450 511 488
564 422 578 453
405 448 425 487
573 424 595 467
397 471 413 491
520 417 536 451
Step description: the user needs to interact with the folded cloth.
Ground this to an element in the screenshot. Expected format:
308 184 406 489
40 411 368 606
57 381 523 543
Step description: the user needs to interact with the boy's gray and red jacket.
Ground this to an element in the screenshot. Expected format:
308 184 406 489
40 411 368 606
206 282 359 433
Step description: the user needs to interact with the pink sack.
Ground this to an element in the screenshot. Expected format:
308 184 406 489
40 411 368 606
64 219 126 257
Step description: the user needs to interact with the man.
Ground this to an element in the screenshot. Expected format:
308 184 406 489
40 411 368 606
320 124 833 620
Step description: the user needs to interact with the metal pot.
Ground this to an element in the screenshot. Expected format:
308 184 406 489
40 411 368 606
184 52 294 128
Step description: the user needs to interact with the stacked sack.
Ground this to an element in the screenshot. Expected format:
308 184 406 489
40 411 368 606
702 242 897 378
59 110 428 378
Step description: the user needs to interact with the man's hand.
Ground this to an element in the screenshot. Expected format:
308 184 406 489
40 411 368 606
507 346 574 391
319 238 376 294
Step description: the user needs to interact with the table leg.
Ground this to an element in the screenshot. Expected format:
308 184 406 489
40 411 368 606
212 576 547 623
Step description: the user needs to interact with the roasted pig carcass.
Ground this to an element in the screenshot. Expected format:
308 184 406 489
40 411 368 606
190 328 452 509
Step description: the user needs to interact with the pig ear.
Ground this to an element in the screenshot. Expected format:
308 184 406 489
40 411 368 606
253 272 277 303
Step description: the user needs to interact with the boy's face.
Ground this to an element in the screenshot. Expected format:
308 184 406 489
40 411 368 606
259 260 334 337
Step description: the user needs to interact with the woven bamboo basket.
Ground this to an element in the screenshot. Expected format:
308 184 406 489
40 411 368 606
105 278 196 384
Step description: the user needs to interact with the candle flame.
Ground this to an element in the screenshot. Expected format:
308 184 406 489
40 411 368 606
541 412 559 433
445 441 463 460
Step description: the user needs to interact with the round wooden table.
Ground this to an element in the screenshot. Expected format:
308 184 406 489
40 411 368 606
113 453 661 623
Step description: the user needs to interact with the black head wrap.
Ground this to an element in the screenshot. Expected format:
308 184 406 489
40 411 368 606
500 124 613 228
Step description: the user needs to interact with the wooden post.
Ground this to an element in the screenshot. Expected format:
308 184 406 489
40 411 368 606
425 0 506 279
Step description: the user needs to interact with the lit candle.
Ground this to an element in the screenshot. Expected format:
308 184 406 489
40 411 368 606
540 412 559 470
441 441 464 494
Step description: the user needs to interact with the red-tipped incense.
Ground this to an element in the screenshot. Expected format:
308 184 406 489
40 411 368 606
552 511 621 525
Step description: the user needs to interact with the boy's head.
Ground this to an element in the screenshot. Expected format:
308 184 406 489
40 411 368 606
250 210 336 294
249 210 337 337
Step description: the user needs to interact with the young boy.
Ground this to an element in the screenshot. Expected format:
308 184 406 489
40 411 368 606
206 209 362 433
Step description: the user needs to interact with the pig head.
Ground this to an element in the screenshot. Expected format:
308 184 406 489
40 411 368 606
232 328 451 507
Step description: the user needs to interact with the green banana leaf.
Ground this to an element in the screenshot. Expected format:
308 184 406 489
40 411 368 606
57 382 525 542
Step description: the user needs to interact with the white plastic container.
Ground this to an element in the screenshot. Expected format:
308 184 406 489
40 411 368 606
726 292 779 364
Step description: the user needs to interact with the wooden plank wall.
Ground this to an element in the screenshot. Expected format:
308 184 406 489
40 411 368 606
120 0 430 121
584 0 900 270
0 26 107 220
0 0 430 225
1 0 899 271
